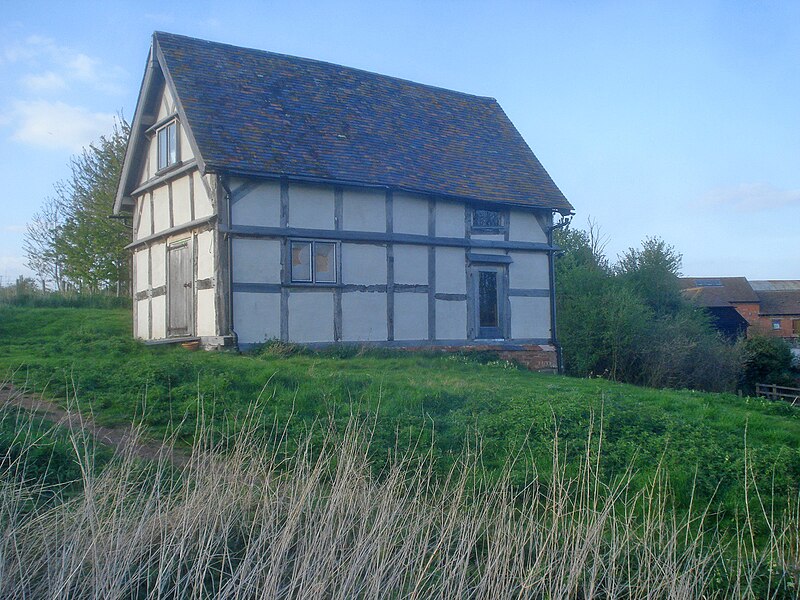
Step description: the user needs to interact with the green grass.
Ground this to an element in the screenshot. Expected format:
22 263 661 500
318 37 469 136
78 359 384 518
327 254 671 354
1 305 798 523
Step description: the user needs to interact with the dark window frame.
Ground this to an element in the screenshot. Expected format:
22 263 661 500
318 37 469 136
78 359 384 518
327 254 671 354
470 207 507 234
289 239 339 285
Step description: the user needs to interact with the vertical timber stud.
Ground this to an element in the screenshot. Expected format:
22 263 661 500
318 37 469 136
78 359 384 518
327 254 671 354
427 198 436 340
334 187 343 342
147 243 153 339
215 175 233 341
192 231 198 337
168 182 174 229
280 178 290 342
465 205 473 339
188 171 195 222
386 190 394 341
546 211 563 374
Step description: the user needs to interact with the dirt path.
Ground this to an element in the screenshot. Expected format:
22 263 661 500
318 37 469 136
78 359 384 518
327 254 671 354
0 383 190 467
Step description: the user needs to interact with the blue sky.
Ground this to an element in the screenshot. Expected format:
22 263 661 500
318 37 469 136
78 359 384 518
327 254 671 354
1 1 798 285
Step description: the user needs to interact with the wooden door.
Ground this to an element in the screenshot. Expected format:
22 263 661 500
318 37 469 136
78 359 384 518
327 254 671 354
167 240 193 337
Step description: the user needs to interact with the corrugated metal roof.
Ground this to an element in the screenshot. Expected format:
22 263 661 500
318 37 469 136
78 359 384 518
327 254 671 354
750 280 800 292
154 32 573 211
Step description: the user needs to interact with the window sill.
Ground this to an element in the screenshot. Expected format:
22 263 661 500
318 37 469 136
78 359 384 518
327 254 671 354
154 160 184 178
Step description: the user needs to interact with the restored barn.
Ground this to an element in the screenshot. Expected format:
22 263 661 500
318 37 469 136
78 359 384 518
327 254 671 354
114 32 574 369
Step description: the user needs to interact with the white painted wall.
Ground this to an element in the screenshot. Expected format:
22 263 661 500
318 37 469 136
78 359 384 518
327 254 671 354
151 244 166 288
151 295 167 338
289 184 334 229
172 177 192 225
509 210 547 243
342 292 386 341
231 179 280 227
232 239 281 284
134 249 149 292
233 292 280 344
341 243 386 285
196 230 215 281
394 293 428 340
510 296 550 339
393 245 428 286
193 172 215 219
509 253 550 290
343 188 385 232
393 193 428 235
196 289 217 337
435 247 466 294
136 300 149 339
289 292 334 342
138 195 152 239
152 185 170 232
436 300 466 339
435 201 464 238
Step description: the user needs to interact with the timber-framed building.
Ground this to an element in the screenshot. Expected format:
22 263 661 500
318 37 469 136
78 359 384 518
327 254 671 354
114 32 574 369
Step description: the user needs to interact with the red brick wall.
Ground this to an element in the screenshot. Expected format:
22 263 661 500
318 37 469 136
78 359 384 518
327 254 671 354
733 302 799 339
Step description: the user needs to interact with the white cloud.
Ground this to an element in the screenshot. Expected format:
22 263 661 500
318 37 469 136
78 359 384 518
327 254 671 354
9 100 116 152
20 71 67 92
3 35 125 95
702 182 800 212
1 225 27 233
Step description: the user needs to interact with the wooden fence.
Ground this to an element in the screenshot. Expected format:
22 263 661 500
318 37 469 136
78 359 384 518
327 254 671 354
755 383 800 406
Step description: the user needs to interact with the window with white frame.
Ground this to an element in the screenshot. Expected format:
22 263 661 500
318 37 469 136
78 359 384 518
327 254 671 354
290 240 337 284
157 120 178 171
772 319 782 330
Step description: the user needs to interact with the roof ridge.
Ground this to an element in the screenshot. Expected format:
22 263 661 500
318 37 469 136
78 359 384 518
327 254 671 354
153 31 498 104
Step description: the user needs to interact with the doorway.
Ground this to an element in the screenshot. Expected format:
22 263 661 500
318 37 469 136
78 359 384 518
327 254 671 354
470 265 507 339
167 239 193 337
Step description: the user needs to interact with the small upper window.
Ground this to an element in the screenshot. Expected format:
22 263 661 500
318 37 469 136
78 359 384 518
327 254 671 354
157 121 178 171
772 319 782 331
472 208 504 233
291 240 337 284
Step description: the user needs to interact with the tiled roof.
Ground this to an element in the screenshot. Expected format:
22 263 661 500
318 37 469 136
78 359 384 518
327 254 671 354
755 291 800 316
678 277 759 307
154 32 573 211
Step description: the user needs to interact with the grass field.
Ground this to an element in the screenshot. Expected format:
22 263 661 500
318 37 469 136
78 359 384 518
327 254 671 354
1 305 799 596
1 305 798 517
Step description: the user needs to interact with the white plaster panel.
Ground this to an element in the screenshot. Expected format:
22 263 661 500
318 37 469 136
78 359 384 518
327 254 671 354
136 300 149 339
509 252 550 290
232 239 281 283
341 243 386 285
231 180 280 227
151 243 166 288
152 185 171 232
435 201 465 238
151 295 167 339
157 85 175 121
509 210 547 243
172 176 192 226
144 138 156 183
196 230 215 281
288 292 334 342
435 247 466 294
436 299 466 340
288 184 334 230
343 188 385 232
510 296 551 340
342 292 387 341
233 292 280 344
193 172 214 219
196 289 217 337
134 249 149 293
394 293 428 341
393 193 429 235
393 244 428 286
137 195 152 239
179 124 194 161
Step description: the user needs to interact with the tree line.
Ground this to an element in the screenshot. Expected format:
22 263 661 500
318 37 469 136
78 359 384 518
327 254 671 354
23 120 130 295
554 221 797 392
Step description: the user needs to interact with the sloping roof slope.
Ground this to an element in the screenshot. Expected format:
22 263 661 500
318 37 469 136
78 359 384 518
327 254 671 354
153 32 572 211
678 277 759 307
755 291 800 316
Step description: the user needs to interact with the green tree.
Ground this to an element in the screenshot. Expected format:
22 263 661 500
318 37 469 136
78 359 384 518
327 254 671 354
53 120 130 295
615 236 683 315
23 196 66 292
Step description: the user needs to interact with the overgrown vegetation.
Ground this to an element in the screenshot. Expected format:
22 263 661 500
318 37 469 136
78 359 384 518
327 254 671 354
1 401 797 598
554 224 744 391
1 305 798 532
